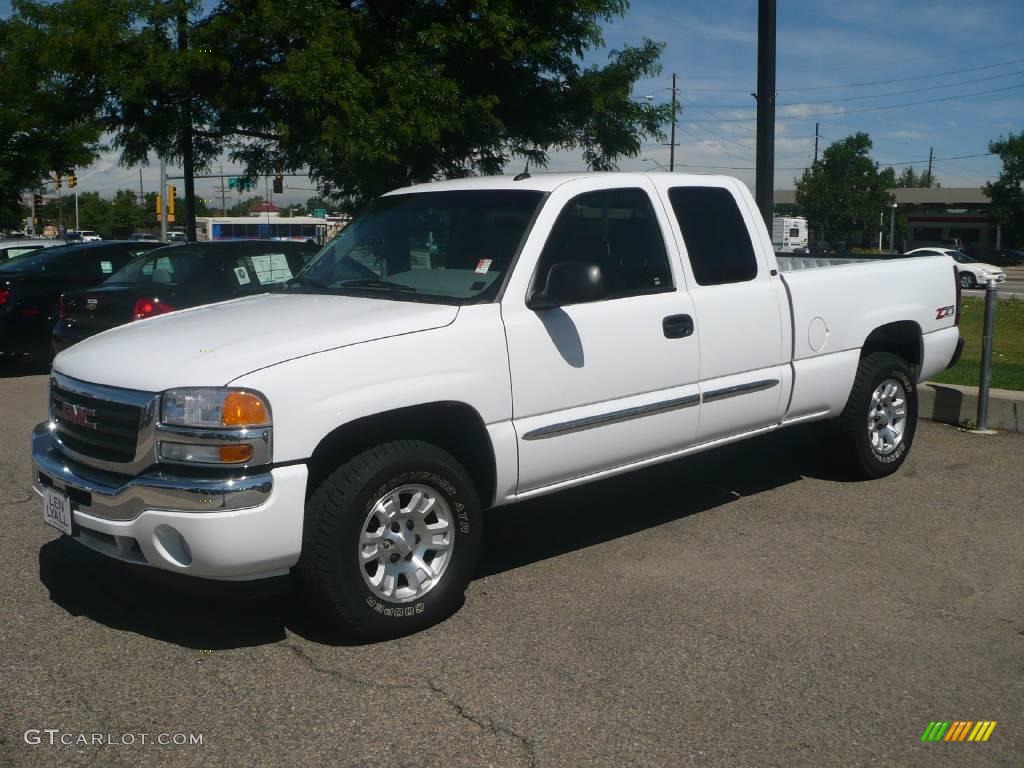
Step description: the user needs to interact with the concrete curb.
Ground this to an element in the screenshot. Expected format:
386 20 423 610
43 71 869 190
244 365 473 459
920 382 1024 433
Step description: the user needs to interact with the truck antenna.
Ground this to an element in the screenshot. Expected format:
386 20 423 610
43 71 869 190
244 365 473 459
513 160 531 181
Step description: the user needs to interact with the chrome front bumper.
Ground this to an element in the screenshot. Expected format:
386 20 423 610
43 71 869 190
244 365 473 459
31 422 273 522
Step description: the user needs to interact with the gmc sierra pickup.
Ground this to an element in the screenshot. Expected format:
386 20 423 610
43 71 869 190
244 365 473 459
32 173 963 639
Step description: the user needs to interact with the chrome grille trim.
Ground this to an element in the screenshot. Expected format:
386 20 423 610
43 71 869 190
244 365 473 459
49 372 159 474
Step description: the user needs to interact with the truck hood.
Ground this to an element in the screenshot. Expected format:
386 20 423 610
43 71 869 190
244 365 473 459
53 292 459 391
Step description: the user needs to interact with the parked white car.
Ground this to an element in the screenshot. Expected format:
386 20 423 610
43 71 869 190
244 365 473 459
905 247 1006 289
33 173 963 639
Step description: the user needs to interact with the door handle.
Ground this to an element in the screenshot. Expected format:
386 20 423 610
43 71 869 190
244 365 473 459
662 314 694 339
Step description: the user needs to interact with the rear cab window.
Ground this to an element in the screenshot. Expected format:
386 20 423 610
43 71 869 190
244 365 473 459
667 186 759 286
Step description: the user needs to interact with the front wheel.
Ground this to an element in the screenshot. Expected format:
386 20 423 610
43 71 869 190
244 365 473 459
298 440 482 640
833 352 918 478
960 271 976 289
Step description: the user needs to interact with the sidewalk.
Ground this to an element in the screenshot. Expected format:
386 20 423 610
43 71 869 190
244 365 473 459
920 381 1024 432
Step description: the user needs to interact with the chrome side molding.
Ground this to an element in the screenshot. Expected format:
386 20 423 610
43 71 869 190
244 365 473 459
522 394 700 441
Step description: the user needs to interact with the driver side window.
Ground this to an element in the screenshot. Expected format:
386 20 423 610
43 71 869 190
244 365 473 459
534 188 673 299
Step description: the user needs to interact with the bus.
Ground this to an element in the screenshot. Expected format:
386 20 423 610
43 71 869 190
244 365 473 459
198 216 329 246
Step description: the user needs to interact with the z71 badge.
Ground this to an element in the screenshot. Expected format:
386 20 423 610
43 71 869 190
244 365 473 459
935 305 955 320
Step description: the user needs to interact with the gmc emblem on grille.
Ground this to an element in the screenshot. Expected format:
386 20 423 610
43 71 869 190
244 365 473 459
61 402 98 430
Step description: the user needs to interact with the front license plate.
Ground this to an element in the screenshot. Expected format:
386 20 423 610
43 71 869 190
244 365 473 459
42 486 73 535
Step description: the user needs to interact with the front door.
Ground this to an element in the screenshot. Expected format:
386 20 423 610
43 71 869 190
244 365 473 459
501 179 702 494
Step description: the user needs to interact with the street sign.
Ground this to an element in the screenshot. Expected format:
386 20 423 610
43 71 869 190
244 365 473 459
313 208 327 219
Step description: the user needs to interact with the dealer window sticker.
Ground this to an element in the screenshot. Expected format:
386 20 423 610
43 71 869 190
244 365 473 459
233 266 251 285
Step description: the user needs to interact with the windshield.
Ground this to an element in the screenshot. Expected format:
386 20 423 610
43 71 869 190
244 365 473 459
950 251 975 264
0 245 77 274
293 190 544 303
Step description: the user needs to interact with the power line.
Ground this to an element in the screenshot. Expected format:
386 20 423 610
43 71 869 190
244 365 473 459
783 39 1021 75
686 68 1024 109
710 83 1024 121
679 52 1024 93
776 56 1024 92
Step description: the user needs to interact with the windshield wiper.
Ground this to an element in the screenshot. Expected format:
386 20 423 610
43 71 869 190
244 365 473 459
285 275 331 291
337 278 416 292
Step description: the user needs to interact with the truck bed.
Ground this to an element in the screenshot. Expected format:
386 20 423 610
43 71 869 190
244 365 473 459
775 255 874 271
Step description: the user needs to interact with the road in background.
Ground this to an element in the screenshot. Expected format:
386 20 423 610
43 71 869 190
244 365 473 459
2 370 1021 767
963 265 1024 300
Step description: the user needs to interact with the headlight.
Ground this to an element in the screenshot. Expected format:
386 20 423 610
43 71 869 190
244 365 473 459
161 388 271 428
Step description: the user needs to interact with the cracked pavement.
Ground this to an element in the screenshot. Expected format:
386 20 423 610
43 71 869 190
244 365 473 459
1 366 1022 767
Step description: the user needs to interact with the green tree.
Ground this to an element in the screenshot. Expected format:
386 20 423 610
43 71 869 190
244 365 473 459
795 133 894 244
106 189 144 238
201 0 672 206
226 195 265 217
0 10 103 227
893 166 938 188
985 131 1024 247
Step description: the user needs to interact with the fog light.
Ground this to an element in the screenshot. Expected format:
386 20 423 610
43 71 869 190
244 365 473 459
159 442 253 464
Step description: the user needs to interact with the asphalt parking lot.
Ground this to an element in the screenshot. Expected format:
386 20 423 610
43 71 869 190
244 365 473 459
1 365 1021 768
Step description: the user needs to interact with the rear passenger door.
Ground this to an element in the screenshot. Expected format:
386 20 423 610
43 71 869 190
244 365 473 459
659 180 789 443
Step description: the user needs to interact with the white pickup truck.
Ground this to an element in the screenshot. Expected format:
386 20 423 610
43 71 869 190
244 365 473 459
32 173 963 639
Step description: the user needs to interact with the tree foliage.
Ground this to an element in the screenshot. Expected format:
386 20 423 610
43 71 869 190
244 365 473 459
985 131 1024 247
795 133 894 243
893 166 938 188
4 0 671 213
0 9 104 227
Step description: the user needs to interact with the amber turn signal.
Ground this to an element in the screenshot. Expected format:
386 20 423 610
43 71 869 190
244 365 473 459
220 391 270 427
218 444 254 463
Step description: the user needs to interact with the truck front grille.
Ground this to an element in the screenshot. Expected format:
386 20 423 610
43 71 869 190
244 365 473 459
51 384 142 464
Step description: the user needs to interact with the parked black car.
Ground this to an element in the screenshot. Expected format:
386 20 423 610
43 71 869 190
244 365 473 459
1 241 161 361
53 239 320 352
986 248 1024 267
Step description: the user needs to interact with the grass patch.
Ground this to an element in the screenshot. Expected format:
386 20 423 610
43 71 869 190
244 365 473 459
931 296 1024 391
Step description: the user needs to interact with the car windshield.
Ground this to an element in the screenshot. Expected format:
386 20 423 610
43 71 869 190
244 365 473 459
292 190 544 304
0 245 78 273
107 246 213 284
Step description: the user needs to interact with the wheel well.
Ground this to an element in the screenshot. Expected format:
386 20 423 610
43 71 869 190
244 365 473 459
861 321 922 371
305 402 498 508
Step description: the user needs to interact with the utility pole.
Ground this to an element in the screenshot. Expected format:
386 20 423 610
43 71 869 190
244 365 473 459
159 157 168 242
670 73 678 172
813 122 820 163
177 6 197 242
926 147 934 188
138 167 144 208
754 0 777 229
219 165 227 215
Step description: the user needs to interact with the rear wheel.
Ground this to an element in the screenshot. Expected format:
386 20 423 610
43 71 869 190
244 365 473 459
834 352 918 478
298 440 482 640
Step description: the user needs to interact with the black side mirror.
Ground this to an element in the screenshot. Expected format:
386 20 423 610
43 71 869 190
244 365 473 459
528 261 607 310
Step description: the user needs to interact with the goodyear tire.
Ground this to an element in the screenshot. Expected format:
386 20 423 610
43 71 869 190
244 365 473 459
834 352 918 479
298 440 481 640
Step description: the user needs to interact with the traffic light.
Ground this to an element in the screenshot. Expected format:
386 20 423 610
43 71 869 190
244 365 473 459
273 175 283 194
155 194 162 218
322 182 332 196
53 173 62 189
167 185 176 216
68 171 77 189
33 193 43 208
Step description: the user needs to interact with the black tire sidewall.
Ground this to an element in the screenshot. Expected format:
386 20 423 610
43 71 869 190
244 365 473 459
961 273 976 289
311 444 481 638
854 357 918 475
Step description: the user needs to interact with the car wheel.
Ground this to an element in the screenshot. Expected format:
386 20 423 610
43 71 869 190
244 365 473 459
959 272 976 289
298 440 482 640
833 352 918 479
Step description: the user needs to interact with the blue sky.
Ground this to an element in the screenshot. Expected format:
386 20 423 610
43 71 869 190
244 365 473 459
4 0 1022 203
